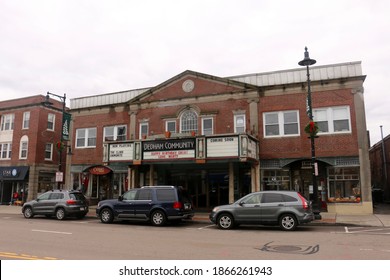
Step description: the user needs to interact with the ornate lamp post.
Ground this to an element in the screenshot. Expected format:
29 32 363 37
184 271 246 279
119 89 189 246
298 47 320 212
44 92 68 189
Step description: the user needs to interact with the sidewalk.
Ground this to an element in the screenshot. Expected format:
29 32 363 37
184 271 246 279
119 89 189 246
2 203 390 227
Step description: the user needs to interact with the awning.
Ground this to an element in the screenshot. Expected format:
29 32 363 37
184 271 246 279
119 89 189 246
0 166 29 181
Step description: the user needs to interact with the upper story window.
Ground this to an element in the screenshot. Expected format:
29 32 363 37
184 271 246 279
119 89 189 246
23 112 30 129
139 122 149 139
165 120 176 133
180 110 198 134
19 136 28 159
47 113 55 131
104 125 127 141
44 143 53 160
76 128 97 148
0 143 12 159
234 114 246 133
202 117 213 136
0 114 14 131
264 110 299 137
314 106 351 134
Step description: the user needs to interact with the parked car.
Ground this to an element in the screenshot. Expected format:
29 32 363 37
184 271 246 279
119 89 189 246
22 189 89 220
209 191 317 231
96 186 194 226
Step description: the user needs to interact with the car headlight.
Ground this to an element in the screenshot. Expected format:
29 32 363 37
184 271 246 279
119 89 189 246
212 207 219 212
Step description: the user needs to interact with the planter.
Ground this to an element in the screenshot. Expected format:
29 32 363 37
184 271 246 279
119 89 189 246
165 131 171 138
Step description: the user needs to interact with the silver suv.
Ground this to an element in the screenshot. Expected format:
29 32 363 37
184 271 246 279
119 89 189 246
209 191 317 231
22 190 89 220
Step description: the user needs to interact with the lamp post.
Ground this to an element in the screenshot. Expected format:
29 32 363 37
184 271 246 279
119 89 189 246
298 47 320 212
44 92 67 189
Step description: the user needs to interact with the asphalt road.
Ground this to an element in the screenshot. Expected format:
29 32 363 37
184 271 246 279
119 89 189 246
1 213 390 260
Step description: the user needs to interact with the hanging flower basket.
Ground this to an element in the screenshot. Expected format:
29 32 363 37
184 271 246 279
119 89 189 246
56 141 65 151
304 121 319 137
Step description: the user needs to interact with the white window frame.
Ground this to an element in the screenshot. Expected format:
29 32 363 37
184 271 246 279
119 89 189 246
76 128 97 148
202 117 213 135
139 122 149 139
165 120 176 133
47 113 55 131
0 114 14 131
45 143 53 160
264 110 299 137
180 110 198 134
23 112 30 129
234 114 246 133
0 143 12 159
19 136 28 159
104 125 127 141
314 106 351 134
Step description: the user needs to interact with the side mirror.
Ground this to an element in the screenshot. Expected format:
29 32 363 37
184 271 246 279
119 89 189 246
239 201 245 206
118 196 123 201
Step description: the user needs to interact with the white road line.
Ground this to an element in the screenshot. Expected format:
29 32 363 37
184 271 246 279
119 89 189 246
197 224 215 230
32 229 72 235
345 227 349 233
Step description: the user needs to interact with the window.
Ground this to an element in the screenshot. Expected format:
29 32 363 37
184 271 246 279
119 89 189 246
123 189 137 200
23 112 30 129
140 122 149 139
264 111 299 137
76 128 97 148
234 114 245 133
165 120 176 133
47 113 55 130
328 167 360 203
19 136 28 159
181 110 198 133
242 193 262 204
0 143 12 159
45 143 53 160
261 169 291 191
136 189 152 200
313 106 351 134
202 118 213 135
261 193 284 203
104 125 127 141
156 189 176 201
0 114 14 131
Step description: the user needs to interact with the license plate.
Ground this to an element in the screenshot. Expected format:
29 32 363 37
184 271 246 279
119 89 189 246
80 207 85 211
184 204 191 210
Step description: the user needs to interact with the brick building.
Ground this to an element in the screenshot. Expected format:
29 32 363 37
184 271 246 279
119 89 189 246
68 61 372 214
370 133 390 202
0 95 68 204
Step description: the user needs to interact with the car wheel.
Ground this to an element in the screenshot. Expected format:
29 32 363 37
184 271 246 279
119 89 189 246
23 207 34 219
217 213 234 230
100 208 114 224
279 214 297 231
151 210 166 226
55 208 66 220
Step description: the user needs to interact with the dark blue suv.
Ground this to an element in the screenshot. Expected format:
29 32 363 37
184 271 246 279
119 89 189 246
96 186 194 226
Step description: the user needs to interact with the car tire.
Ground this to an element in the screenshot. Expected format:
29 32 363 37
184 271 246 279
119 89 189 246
279 214 297 231
56 208 66 220
150 210 166 226
100 208 114 224
217 213 234 230
23 207 34 219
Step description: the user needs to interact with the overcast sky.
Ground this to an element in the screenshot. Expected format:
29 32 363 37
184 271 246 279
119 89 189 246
1 0 389 144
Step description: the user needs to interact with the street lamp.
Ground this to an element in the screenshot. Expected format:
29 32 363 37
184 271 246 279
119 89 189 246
298 47 320 212
44 92 67 189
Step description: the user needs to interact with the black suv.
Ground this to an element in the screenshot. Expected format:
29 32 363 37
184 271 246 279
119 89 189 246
22 190 89 220
96 186 194 226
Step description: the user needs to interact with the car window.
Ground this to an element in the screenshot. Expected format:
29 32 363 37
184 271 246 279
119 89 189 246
49 193 64 200
282 194 298 202
261 193 284 203
37 192 51 201
156 189 176 201
137 189 152 200
69 193 85 201
242 193 262 204
123 190 137 200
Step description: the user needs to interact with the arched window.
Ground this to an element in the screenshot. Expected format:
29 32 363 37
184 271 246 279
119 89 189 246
19 135 28 159
180 110 198 133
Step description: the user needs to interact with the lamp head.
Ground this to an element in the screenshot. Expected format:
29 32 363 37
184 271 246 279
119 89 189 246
298 46 316 66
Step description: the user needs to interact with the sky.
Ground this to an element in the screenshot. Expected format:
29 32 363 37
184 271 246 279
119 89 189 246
1 0 389 145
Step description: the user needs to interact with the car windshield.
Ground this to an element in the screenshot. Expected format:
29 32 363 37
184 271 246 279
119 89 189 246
69 193 85 201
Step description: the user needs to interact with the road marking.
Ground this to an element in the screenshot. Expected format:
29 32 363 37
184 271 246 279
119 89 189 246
0 251 59 260
197 224 215 230
32 229 72 235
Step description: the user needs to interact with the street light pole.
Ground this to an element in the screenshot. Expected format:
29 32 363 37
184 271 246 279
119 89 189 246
44 92 66 189
298 47 320 212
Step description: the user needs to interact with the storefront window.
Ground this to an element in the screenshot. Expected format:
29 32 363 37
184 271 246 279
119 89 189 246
328 167 360 203
261 169 290 191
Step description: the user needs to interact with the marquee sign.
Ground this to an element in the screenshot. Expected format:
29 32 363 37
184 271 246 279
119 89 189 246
143 139 196 160
109 143 134 161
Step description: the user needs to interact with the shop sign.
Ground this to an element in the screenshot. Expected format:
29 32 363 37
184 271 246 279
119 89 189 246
89 166 112 175
207 136 239 158
109 143 133 161
143 139 195 160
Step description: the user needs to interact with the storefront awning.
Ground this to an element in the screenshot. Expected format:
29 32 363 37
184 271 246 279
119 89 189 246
0 166 29 181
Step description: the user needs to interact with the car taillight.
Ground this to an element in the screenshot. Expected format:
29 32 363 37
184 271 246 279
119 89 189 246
173 201 183 209
298 193 309 210
66 200 77 205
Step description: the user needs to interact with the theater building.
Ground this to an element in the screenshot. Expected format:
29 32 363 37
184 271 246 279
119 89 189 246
68 61 372 214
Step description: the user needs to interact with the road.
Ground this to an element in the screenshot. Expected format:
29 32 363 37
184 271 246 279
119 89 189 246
1 213 390 260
